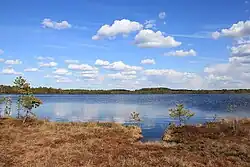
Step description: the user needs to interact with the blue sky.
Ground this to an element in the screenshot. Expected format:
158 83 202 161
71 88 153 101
1 0 250 89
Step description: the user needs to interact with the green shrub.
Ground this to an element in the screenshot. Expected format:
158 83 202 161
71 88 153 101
169 104 195 126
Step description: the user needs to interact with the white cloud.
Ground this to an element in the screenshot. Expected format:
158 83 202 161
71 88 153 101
95 59 110 66
144 20 156 29
53 68 72 75
5 59 22 65
108 73 136 80
159 12 166 19
212 20 250 39
81 73 98 79
65 60 79 64
229 56 250 64
24 68 39 72
141 59 156 65
144 69 184 77
0 58 4 62
81 70 98 74
143 69 204 89
44 75 63 79
45 75 73 83
56 77 73 83
92 19 143 40
68 64 97 71
206 74 233 81
104 61 142 71
212 31 221 39
164 49 197 57
204 63 230 75
36 56 54 61
236 37 250 45
39 62 57 67
1 67 22 75
0 49 4 55
135 29 181 48
42 18 72 30
121 71 137 75
202 42 250 89
231 43 250 57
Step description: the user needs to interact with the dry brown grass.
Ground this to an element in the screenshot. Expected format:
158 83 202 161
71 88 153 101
0 118 250 167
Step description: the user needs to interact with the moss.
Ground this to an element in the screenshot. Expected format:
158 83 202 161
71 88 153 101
1 118 250 167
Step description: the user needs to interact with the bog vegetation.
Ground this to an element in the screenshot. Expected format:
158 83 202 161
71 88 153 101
0 76 42 122
169 104 195 126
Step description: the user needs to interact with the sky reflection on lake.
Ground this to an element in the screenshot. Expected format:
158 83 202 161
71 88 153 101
1 94 250 141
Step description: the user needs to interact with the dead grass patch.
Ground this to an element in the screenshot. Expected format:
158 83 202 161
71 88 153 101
0 118 250 167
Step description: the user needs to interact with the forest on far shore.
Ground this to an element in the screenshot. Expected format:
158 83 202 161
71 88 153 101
1 85 250 94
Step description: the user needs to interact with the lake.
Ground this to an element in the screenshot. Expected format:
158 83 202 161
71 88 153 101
1 94 250 141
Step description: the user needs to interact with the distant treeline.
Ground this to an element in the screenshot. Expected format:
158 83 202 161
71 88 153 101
1 85 250 94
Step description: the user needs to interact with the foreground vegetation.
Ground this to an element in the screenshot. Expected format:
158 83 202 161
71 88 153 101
0 118 250 167
1 85 250 94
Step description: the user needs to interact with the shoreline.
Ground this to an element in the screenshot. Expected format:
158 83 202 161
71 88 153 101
1 85 250 94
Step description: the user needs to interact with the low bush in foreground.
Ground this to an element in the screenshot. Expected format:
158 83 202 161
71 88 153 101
1 118 250 167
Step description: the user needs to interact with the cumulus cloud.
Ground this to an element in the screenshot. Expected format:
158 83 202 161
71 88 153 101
159 12 166 19
144 20 156 29
42 18 72 30
39 62 57 67
236 38 250 45
204 63 230 75
141 59 156 64
81 73 98 79
53 68 72 75
144 69 184 77
212 20 250 39
76 70 99 80
203 41 250 88
95 59 110 66
36 56 54 61
45 75 73 83
0 58 4 62
229 56 250 64
56 77 73 83
206 74 233 81
0 49 4 55
121 71 137 75
231 43 250 57
65 60 80 64
135 29 181 48
103 61 142 71
24 68 39 72
5 59 22 65
164 49 197 57
81 70 99 74
68 64 97 71
143 69 204 89
107 72 136 80
92 19 143 40
1 67 22 75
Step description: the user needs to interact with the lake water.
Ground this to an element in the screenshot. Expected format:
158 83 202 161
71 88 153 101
1 94 250 141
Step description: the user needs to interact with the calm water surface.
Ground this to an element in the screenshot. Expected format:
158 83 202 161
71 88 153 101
1 94 250 141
